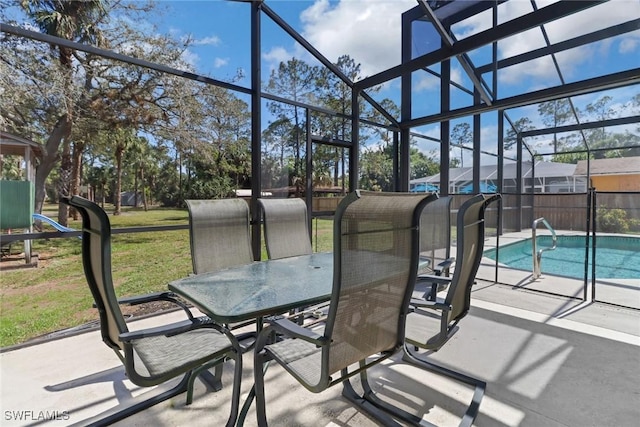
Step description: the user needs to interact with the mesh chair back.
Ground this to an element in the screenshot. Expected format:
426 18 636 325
186 199 254 274
446 193 500 321
258 198 312 259
325 191 437 375
419 196 452 273
64 196 128 352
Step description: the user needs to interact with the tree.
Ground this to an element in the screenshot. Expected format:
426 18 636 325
262 117 294 189
504 117 535 151
1 155 23 180
584 95 614 152
265 58 319 184
4 0 197 217
126 135 153 210
0 34 71 216
314 55 380 190
451 122 471 168
359 142 439 191
537 99 572 152
410 148 439 180
20 0 107 226
86 164 111 207
359 146 393 191
161 81 252 202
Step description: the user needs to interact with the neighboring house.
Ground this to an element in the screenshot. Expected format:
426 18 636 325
411 161 588 194
574 157 640 192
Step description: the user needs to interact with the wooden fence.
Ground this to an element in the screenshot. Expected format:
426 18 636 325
309 192 639 233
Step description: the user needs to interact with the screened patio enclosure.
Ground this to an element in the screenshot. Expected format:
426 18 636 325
2 1 639 306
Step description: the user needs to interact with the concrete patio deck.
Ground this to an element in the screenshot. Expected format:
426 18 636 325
2 279 639 427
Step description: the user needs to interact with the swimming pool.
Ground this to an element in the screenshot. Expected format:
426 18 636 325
484 235 640 279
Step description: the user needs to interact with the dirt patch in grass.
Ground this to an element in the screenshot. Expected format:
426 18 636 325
0 246 71 271
1 250 182 317
0 253 46 271
120 300 183 317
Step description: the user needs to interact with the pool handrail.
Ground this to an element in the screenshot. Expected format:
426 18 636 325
532 217 557 280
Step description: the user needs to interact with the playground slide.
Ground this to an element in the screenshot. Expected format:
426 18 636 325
32 213 76 233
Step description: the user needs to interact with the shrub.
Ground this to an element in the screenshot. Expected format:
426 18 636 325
597 207 629 233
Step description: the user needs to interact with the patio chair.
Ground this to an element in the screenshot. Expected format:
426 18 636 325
418 195 453 300
185 199 254 274
61 196 242 427
404 193 501 427
258 197 312 260
253 190 439 426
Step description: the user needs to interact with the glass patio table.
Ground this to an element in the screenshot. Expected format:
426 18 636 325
168 251 431 425
168 252 334 324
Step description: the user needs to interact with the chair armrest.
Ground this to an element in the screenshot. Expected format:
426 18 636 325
267 317 328 346
433 257 454 276
95 291 196 321
409 298 451 312
416 275 451 286
416 274 452 301
118 317 216 342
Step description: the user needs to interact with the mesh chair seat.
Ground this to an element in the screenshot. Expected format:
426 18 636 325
404 309 453 349
265 338 323 386
131 328 235 379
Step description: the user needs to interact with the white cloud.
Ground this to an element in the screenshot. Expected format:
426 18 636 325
449 67 464 87
179 49 199 69
450 1 640 87
193 35 221 47
213 57 229 68
414 73 439 92
297 0 416 79
619 35 639 54
413 66 465 93
262 46 293 73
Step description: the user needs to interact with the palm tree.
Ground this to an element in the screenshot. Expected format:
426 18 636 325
127 135 153 211
112 127 136 215
20 0 106 226
86 165 110 207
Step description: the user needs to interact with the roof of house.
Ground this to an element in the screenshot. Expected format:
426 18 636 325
574 156 640 176
0 131 43 157
410 160 578 184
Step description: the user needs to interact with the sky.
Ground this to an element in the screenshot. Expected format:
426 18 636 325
150 0 640 162
4 0 640 163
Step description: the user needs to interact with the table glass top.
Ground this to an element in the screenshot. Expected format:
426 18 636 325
168 252 333 323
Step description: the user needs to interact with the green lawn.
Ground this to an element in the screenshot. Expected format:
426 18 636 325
0 204 334 348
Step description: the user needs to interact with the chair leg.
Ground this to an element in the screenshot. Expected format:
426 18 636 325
341 372 404 427
226 349 243 427
341 361 431 427
358 368 425 425
183 353 241 427
254 350 269 427
186 359 224 405
402 344 485 427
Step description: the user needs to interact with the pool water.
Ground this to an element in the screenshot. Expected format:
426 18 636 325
484 235 640 279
